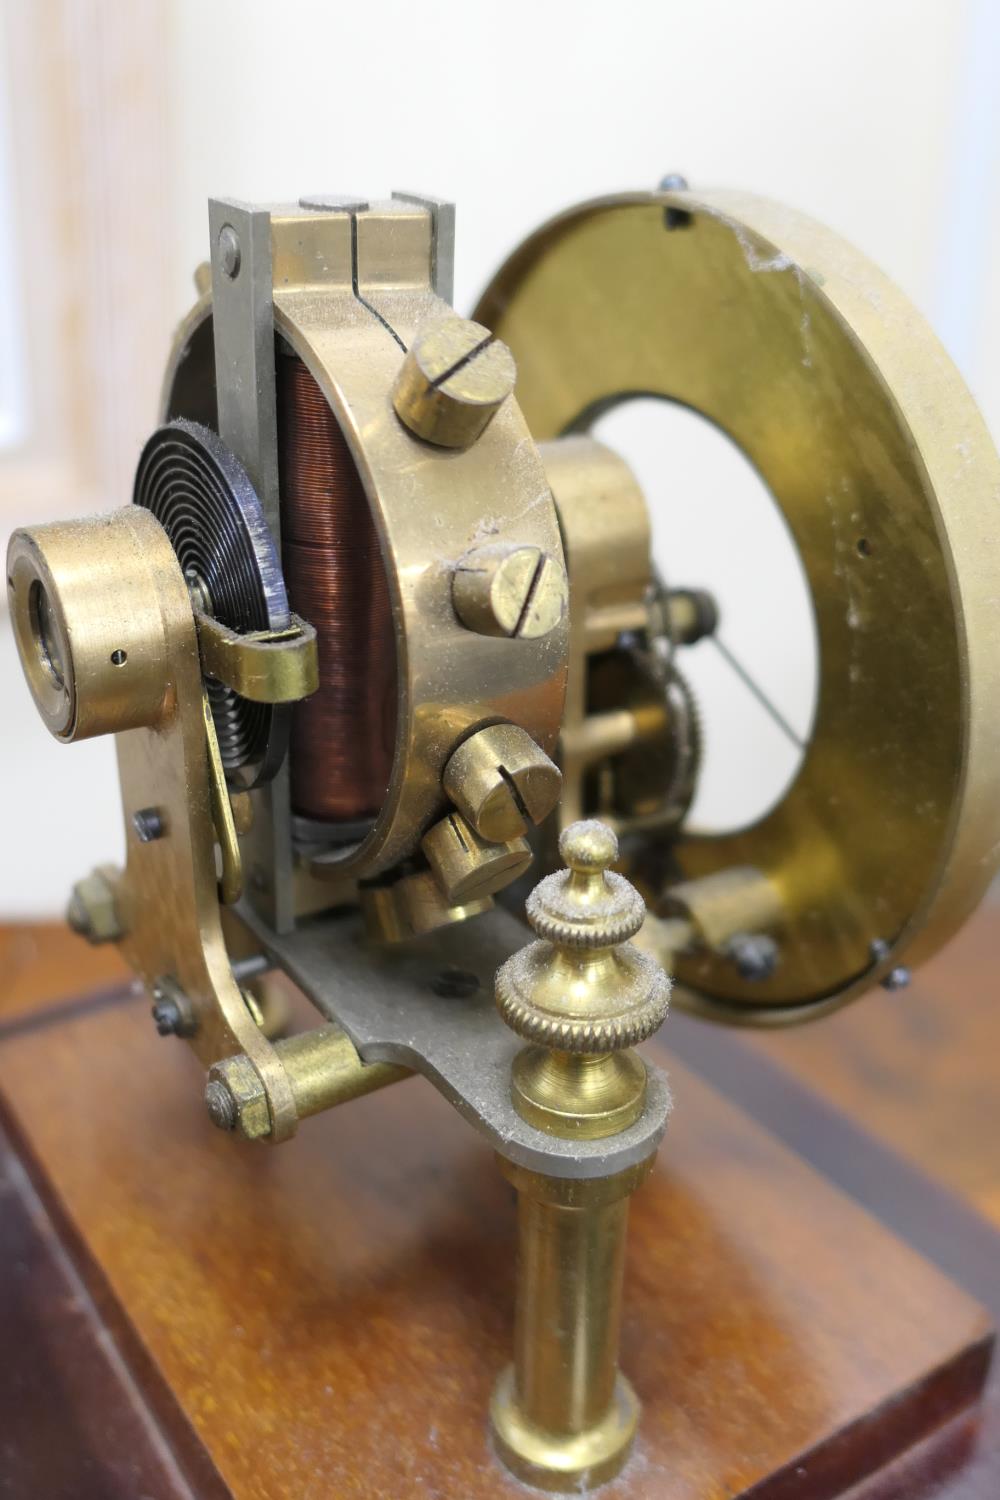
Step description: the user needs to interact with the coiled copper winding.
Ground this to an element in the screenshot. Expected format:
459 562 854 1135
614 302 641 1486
277 355 396 821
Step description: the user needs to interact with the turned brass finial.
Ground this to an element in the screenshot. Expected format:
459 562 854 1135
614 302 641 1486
496 819 670 1136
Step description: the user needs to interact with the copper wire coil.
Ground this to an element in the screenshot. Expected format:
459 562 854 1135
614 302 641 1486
277 356 396 821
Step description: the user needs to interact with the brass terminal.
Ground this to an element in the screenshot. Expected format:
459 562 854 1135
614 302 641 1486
491 820 670 1490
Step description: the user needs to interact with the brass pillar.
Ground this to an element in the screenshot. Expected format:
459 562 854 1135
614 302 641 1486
491 820 670 1490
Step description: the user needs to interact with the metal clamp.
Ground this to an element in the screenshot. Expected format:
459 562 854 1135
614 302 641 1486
196 610 319 704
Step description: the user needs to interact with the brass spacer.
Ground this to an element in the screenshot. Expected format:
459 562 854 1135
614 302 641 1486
392 315 516 449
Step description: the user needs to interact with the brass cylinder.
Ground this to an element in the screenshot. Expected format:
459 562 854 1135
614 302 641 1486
276 1025 410 1120
491 1158 654 1492
6 508 178 741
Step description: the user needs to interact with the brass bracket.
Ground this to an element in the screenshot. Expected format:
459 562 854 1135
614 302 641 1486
195 610 319 704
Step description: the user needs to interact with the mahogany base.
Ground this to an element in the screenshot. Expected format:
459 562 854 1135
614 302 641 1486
0 977 996 1499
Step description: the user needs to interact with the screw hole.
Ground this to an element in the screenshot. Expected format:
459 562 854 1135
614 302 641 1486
856 538 871 558
432 967 480 999
110 648 127 666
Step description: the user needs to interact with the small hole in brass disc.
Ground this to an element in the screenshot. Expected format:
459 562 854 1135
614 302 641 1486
110 648 128 666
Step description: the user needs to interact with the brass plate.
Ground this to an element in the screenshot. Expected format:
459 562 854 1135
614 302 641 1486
476 190 1000 1019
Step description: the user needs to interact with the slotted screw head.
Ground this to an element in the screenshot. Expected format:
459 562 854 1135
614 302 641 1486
443 723 561 843
452 543 567 640
392 315 516 449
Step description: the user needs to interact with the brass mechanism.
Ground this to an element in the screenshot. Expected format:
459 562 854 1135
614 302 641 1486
8 180 1000 1489
492 822 669 1489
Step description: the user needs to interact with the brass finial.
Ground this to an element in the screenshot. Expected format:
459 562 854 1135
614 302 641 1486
496 819 670 1136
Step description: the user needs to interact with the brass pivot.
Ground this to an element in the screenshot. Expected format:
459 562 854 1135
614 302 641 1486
491 821 670 1492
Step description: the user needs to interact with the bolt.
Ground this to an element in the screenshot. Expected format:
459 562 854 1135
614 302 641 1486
869 939 910 990
452 543 568 640
443 723 562 842
152 996 183 1035
658 172 692 231
205 1079 238 1131
665 587 719 646
132 807 165 843
217 223 241 279
150 977 196 1037
725 931 779 982
392 315 516 449
206 1054 271 1140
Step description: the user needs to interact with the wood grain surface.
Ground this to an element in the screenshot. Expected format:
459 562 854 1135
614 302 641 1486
747 899 1000 1225
0 964 992 1500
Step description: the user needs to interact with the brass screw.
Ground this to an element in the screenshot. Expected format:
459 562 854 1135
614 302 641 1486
421 810 531 905
443 723 561 842
392 315 516 449
452 543 568 640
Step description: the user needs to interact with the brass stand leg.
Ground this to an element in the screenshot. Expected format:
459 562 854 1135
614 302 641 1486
490 821 670 1492
491 1158 653 1491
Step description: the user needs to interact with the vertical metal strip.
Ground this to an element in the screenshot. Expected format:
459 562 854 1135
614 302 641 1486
208 198 295 933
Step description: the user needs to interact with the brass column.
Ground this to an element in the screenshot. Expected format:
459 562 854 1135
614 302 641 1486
491 821 670 1491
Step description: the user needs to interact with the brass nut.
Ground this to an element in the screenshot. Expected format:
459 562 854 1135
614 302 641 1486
206 1054 271 1141
392 315 516 449
443 723 562 843
452 544 567 640
422 811 531 905
66 867 123 945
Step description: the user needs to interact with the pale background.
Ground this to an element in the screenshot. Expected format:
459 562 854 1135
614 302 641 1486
2 0 999 914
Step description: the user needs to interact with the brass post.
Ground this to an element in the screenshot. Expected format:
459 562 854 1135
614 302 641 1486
491 821 670 1491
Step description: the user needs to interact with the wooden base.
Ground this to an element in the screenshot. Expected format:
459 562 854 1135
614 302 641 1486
0 977 995 1499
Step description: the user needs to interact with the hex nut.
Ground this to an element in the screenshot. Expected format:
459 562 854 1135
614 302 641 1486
66 867 123 945
392 315 516 449
207 1054 271 1141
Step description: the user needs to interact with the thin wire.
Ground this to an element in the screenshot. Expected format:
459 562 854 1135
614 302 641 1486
709 635 805 751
